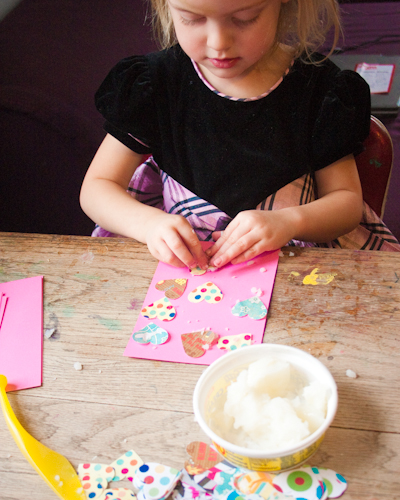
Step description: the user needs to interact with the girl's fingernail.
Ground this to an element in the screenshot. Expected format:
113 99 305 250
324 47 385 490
213 258 222 267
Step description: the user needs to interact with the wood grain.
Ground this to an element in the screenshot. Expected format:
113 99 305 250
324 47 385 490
0 233 399 499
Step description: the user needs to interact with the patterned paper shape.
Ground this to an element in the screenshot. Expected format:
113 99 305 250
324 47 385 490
317 468 347 498
101 488 136 499
134 463 182 500
141 297 176 321
217 334 253 351
110 450 144 482
132 323 169 345
231 296 267 320
235 471 276 499
273 466 325 500
78 463 115 483
181 330 219 358
155 279 188 300
185 442 222 472
189 266 206 276
79 472 108 499
188 282 223 304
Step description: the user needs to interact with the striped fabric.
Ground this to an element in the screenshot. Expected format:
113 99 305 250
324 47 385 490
92 157 400 252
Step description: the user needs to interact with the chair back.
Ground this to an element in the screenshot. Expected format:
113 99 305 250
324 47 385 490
355 116 394 218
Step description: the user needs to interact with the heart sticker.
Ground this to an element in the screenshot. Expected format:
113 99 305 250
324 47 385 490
155 279 188 300
78 472 108 499
181 330 219 358
235 471 276 498
217 334 253 351
189 266 206 276
101 488 136 499
110 450 144 482
132 323 169 345
188 282 223 304
317 468 347 498
141 297 176 321
185 442 222 472
273 465 325 500
231 296 267 320
134 463 182 500
78 463 115 483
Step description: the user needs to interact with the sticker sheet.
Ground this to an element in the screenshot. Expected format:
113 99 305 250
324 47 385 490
124 247 279 365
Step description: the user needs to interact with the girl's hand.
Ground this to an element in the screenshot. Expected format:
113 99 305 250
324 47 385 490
145 211 209 269
206 209 298 268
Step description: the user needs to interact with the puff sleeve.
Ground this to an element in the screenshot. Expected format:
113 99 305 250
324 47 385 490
95 55 156 154
311 69 371 170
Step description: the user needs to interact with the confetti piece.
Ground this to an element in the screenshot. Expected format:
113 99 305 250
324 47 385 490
181 330 219 358
44 327 56 338
231 296 267 320
155 279 188 300
346 369 358 379
134 463 182 500
132 323 169 345
317 468 347 498
188 282 223 304
217 334 252 351
110 450 144 482
141 297 176 321
74 362 83 371
250 287 263 297
259 267 267 273
78 463 116 483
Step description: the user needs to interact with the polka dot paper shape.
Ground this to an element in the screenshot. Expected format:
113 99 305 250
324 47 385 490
133 463 182 500
79 472 108 499
188 282 223 304
181 330 219 358
102 488 136 499
132 323 169 345
141 297 176 321
317 468 347 498
185 442 222 472
273 466 324 500
189 266 206 276
231 296 267 320
78 463 115 483
217 334 253 351
235 471 276 498
155 279 187 300
110 450 144 482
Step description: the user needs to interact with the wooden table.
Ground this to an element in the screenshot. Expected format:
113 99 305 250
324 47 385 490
0 232 399 499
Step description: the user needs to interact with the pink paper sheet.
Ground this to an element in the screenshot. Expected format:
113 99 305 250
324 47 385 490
124 250 279 365
0 276 44 391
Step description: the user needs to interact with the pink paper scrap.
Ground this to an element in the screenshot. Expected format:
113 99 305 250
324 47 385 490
124 247 279 365
0 276 44 391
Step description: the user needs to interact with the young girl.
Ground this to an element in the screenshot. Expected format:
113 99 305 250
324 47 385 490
80 0 400 269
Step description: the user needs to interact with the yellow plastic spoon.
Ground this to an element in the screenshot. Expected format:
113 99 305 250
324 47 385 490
0 374 86 499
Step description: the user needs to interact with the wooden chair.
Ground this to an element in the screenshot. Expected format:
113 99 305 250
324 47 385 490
355 116 394 218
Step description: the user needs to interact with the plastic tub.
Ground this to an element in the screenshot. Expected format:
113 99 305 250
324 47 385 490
193 344 338 472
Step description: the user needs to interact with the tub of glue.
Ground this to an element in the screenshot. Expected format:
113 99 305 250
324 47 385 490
193 344 338 472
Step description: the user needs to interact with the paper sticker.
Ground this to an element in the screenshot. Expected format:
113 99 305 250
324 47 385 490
185 442 222 472
79 472 108 499
141 298 176 321
110 450 144 482
317 468 347 498
235 471 275 499
134 463 182 500
231 296 267 320
132 323 169 345
155 279 188 300
101 488 136 499
181 330 219 358
78 463 115 483
273 466 325 500
188 283 223 304
217 334 252 351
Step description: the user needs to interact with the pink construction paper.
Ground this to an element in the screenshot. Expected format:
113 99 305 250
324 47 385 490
0 276 43 391
124 248 279 365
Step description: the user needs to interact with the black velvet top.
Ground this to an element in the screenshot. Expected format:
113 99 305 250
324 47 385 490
95 45 371 218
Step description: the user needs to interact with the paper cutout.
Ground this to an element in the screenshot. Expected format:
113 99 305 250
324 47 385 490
79 472 108 499
273 466 325 500
189 266 217 276
0 276 43 391
317 468 347 498
78 463 115 483
110 450 144 482
125 244 280 365
132 323 169 345
185 442 222 473
155 279 187 300
235 471 275 498
181 330 219 358
141 297 176 321
134 463 182 500
101 488 136 499
217 334 252 351
231 296 267 320
188 282 223 304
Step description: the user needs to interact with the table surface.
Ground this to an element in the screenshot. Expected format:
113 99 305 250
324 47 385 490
0 232 399 499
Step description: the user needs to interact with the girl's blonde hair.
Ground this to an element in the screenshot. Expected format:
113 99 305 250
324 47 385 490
149 0 341 59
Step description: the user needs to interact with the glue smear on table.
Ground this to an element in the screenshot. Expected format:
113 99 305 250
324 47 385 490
209 358 329 450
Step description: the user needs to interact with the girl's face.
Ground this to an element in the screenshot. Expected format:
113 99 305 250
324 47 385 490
168 0 289 86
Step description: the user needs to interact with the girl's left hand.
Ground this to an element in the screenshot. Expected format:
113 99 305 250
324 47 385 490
206 209 297 268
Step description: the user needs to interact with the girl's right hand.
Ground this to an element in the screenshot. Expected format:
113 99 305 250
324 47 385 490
144 211 209 269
